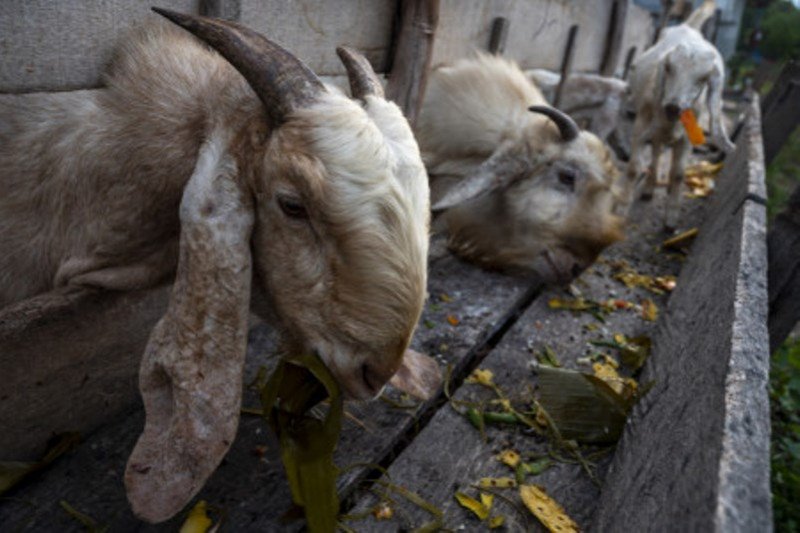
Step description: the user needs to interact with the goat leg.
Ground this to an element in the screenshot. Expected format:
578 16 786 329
664 140 689 232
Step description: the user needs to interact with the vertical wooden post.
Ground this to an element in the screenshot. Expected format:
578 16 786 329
709 8 722 44
622 45 637 80
385 0 440 127
488 17 509 55
653 0 674 44
600 0 628 77
199 0 240 20
553 24 579 109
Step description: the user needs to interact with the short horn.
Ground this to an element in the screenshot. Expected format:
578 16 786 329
152 7 325 126
528 105 580 142
336 46 384 99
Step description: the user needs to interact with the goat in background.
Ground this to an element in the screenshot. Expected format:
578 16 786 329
417 54 628 285
627 0 735 230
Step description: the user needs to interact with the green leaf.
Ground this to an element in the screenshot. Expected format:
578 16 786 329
537 366 634 444
260 354 343 533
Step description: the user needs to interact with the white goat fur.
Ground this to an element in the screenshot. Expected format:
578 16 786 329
0 21 431 401
417 54 625 283
627 0 734 229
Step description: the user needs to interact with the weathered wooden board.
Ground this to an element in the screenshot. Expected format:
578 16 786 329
431 0 653 75
0 0 396 93
0 286 169 460
1 1 654 93
384 0 440 126
0 242 535 531
0 0 199 93
595 98 771 532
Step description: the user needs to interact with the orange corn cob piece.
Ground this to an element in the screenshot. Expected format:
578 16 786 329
680 108 706 146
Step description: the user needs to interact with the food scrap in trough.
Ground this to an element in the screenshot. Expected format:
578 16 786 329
684 161 723 198
520 484 579 533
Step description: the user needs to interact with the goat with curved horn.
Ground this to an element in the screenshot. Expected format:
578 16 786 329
0 7 437 523
418 54 628 284
528 105 580 142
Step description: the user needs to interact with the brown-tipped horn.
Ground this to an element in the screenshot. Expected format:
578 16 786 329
336 46 384 100
528 105 580 143
152 7 324 125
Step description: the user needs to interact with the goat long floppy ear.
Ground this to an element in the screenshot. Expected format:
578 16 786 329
124 132 254 523
153 7 325 125
432 141 528 212
337 46 385 99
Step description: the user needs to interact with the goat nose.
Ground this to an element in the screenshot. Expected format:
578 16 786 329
664 104 680 121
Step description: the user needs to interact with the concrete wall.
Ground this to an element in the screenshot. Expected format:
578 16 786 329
1 0 654 93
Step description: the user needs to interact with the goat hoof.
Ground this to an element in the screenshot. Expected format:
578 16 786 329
663 224 676 234
640 192 654 202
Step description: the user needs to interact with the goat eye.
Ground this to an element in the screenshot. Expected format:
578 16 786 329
558 171 576 191
277 195 308 219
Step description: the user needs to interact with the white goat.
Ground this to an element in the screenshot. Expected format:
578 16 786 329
525 68 629 142
0 10 436 522
417 54 627 284
627 0 734 229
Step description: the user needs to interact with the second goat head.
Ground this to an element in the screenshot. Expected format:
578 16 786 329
417 54 627 285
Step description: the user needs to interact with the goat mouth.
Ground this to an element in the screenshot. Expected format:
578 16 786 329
541 249 574 285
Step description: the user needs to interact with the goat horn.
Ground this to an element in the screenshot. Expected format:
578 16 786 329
528 105 580 143
152 7 325 126
336 46 384 99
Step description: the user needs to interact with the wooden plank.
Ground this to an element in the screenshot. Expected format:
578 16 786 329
553 25 579 109
768 183 800 352
0 0 396 93
0 286 169 460
385 0 440 126
0 0 200 93
599 0 628 77
652 0 674 45
346 167 715 530
431 0 640 73
595 98 771 531
760 61 800 166
0 242 537 530
621 45 637 80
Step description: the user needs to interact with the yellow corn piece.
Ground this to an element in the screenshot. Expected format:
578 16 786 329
179 500 212 533
519 485 579 533
680 109 706 146
454 491 492 520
